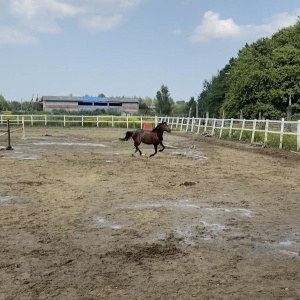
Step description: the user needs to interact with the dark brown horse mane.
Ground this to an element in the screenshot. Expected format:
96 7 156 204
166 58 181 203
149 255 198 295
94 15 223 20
151 122 166 132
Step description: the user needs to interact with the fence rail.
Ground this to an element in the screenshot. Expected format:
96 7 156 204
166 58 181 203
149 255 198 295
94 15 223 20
1 115 300 151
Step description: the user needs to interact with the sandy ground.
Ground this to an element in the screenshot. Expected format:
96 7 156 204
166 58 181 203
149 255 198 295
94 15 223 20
0 126 300 300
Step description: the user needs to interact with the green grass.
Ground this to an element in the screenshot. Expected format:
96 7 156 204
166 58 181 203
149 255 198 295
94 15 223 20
200 127 298 152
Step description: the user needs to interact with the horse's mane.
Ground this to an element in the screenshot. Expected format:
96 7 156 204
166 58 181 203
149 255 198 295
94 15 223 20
151 122 166 132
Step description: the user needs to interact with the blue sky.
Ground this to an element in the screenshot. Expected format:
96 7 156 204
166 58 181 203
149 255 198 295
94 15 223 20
1 0 300 102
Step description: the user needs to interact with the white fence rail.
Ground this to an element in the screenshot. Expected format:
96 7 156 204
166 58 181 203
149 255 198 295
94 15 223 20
1 115 300 151
166 116 300 151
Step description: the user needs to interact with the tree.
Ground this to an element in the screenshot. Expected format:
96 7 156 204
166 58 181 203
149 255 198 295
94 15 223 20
0 94 9 111
198 62 231 118
155 85 172 115
221 19 300 119
171 101 189 116
187 97 196 117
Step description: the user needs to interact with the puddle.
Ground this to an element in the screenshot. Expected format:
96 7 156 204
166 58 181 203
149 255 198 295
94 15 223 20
2 153 40 160
171 151 207 160
32 142 107 147
238 209 253 217
277 250 299 257
93 216 122 229
174 227 195 245
0 196 13 203
201 221 226 232
279 240 293 246
205 207 254 217
133 201 201 210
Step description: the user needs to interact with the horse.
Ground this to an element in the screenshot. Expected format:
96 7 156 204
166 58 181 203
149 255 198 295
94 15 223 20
119 122 171 157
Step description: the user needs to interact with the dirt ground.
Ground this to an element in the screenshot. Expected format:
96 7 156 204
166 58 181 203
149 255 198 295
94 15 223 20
0 126 300 300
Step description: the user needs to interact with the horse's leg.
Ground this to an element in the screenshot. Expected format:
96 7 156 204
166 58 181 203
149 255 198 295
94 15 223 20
150 144 158 157
158 142 165 152
134 141 142 156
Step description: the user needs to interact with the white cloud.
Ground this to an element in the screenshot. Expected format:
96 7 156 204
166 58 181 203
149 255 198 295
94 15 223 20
10 0 82 18
173 28 182 36
189 10 300 43
0 0 143 44
0 26 37 45
80 14 123 31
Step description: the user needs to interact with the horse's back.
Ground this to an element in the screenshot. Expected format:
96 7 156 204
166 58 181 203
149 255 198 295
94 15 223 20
132 129 155 145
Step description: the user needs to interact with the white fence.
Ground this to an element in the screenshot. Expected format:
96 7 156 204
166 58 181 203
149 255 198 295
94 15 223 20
1 115 300 151
167 116 300 151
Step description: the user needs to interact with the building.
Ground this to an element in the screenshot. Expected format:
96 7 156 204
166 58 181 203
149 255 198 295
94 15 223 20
40 96 139 115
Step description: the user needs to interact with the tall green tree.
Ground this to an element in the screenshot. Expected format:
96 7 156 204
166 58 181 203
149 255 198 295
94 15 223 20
198 62 231 118
0 94 9 111
221 18 300 119
171 101 189 116
187 97 196 117
155 85 172 115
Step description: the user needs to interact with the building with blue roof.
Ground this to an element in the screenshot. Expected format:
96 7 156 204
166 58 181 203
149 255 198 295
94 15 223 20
40 96 139 115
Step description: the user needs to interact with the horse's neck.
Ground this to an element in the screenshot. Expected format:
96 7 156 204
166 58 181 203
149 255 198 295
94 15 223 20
156 129 164 137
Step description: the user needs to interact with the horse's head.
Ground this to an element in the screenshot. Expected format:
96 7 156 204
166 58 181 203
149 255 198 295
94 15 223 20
161 122 171 133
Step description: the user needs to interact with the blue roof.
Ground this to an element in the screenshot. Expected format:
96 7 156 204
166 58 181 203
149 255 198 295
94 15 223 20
81 96 106 103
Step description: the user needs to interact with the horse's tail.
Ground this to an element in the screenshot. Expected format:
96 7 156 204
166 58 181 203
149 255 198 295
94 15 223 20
119 131 133 141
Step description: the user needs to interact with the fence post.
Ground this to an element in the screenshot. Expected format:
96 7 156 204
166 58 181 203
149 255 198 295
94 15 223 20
219 118 225 138
64 115 66 127
204 117 208 132
97 116 99 127
186 117 190 132
22 117 25 139
279 118 284 149
180 118 184 131
197 118 201 134
264 120 269 146
191 117 195 132
112 115 114 127
31 115 33 126
170 117 174 129
126 115 129 129
81 115 84 127
6 120 13 150
176 117 179 129
229 119 233 138
211 119 216 136
0 115 2 125
239 119 245 140
140 116 143 129
45 115 47 126
297 120 300 152
251 119 257 143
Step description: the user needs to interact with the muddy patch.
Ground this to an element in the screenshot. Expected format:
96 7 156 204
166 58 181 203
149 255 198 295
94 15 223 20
171 151 207 160
32 142 107 147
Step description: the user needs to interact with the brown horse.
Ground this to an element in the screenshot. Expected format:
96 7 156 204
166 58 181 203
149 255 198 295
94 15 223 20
119 122 171 157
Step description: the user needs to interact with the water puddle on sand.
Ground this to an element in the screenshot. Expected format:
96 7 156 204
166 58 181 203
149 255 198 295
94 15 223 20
205 207 254 217
263 239 300 258
2 151 40 160
1 146 41 160
171 151 207 160
279 240 293 246
0 196 13 203
93 216 122 229
201 221 226 232
132 200 201 210
32 142 107 147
